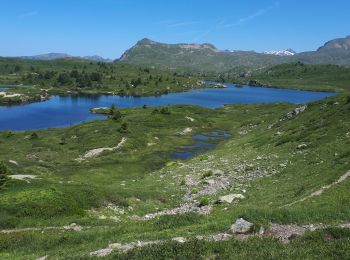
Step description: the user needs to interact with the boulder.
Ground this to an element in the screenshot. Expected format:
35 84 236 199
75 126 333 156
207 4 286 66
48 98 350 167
219 194 245 203
230 218 253 234
8 160 18 165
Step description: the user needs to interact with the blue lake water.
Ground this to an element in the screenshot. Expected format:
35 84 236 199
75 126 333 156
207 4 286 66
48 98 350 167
0 83 335 131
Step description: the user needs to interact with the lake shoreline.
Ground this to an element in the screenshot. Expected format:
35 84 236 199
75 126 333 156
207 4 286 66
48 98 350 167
0 83 335 131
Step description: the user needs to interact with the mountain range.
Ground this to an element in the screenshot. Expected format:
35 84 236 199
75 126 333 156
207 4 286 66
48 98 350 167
9 35 350 72
17 53 113 63
120 35 350 72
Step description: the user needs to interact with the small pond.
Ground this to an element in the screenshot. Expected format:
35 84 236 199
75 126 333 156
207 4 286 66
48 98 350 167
171 130 231 160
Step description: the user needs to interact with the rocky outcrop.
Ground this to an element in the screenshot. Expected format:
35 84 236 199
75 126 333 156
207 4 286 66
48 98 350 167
268 105 307 128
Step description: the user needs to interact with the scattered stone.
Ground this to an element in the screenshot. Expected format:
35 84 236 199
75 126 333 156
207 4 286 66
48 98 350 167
8 160 18 165
204 179 216 185
259 226 265 235
172 237 187 243
36 256 48 260
207 233 233 241
184 175 199 186
230 218 253 234
9 175 41 183
185 116 195 122
267 224 307 243
90 248 113 257
218 194 245 203
143 203 211 220
268 105 307 128
297 143 307 150
179 127 193 135
283 105 307 120
63 223 83 232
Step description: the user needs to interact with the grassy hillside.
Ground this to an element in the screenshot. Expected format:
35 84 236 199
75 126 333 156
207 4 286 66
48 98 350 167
120 38 288 72
206 62 350 92
0 93 350 258
0 58 202 105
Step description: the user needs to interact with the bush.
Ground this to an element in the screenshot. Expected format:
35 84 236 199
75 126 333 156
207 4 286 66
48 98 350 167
5 131 14 138
111 110 123 121
191 188 198 194
199 197 210 207
30 132 39 139
118 122 128 133
201 170 213 179
160 107 171 115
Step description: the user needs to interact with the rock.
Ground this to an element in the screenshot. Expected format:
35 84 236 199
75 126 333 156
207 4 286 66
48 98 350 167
213 83 227 88
63 223 83 232
230 218 253 234
36 256 48 260
283 105 307 121
9 174 41 183
259 226 265 235
213 169 224 175
8 160 18 165
90 248 113 257
269 105 307 129
179 127 192 135
219 194 245 203
172 237 187 243
297 143 307 150
204 179 216 185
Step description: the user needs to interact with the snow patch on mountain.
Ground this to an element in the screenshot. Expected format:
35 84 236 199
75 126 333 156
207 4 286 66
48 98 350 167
263 49 296 56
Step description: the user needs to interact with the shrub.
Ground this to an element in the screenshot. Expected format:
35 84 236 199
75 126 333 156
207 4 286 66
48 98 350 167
152 108 159 114
5 131 14 138
201 170 213 179
110 103 116 115
199 197 210 207
191 188 198 194
118 122 128 133
59 137 67 145
30 132 38 140
160 107 171 115
111 110 123 121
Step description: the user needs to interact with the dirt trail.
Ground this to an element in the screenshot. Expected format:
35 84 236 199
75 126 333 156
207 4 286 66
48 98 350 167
0 223 83 234
283 171 350 207
89 222 350 257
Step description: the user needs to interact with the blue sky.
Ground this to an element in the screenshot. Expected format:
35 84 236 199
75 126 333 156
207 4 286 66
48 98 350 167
1 0 349 58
